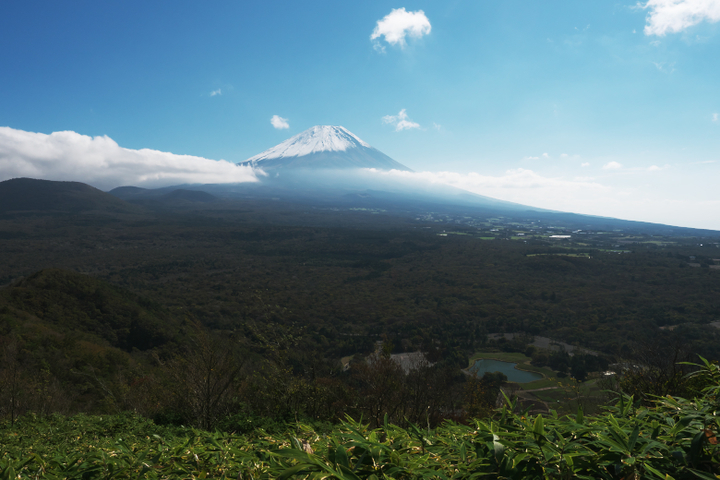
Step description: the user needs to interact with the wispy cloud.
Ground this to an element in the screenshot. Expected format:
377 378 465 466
581 162 590 167
366 167 607 192
210 88 222 97
356 167 719 230
362 167 614 214
0 127 258 190
523 153 550 161
371 8 431 52
653 61 676 73
713 113 718 122
603 161 623 170
382 109 420 131
270 115 289 130
641 0 720 36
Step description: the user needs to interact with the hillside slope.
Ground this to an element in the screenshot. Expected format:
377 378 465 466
0 178 139 214
1 268 179 351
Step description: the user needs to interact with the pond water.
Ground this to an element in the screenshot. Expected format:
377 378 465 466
469 359 543 383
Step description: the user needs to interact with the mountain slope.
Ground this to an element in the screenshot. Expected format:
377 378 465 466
239 125 412 171
0 268 179 351
0 178 138 214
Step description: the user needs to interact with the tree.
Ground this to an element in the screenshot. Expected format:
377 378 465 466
352 352 408 427
616 336 702 403
0 337 26 426
161 324 245 430
464 371 507 420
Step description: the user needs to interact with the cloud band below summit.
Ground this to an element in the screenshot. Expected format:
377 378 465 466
0 127 259 191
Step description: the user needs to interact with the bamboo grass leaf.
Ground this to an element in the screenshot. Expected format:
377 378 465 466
628 425 640 452
276 464 311 480
335 445 350 469
337 464 363 480
0 466 16 480
533 415 544 438
687 468 720 480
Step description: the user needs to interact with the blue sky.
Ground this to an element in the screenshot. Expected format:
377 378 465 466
1 1 719 229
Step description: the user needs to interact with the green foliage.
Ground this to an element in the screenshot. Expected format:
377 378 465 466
616 339 709 404
0 268 179 351
1 359 718 479
463 371 506 419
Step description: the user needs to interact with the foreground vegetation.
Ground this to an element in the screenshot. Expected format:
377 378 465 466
1 359 718 479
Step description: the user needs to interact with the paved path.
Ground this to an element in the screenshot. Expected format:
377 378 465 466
523 386 559 393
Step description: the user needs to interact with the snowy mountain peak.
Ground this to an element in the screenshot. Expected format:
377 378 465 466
246 126 371 163
240 125 412 172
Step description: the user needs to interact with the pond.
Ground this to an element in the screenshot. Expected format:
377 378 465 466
469 358 543 383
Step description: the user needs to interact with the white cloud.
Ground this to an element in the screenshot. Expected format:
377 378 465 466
642 0 720 36
603 161 623 170
356 167 719 230
433 123 442 131
271 115 289 130
713 113 718 121
361 167 617 216
653 61 676 73
366 167 608 192
523 153 550 160
581 162 590 167
0 127 259 191
382 109 420 131
210 89 222 96
371 8 431 51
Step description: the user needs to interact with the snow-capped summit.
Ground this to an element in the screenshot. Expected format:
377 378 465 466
250 126 370 158
240 125 412 171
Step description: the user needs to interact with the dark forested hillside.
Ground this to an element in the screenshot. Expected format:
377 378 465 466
0 197 718 359
0 269 179 351
0 178 139 215
0 191 719 425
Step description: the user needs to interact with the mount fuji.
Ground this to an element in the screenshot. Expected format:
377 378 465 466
107 125 541 216
226 125 533 213
239 125 412 171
